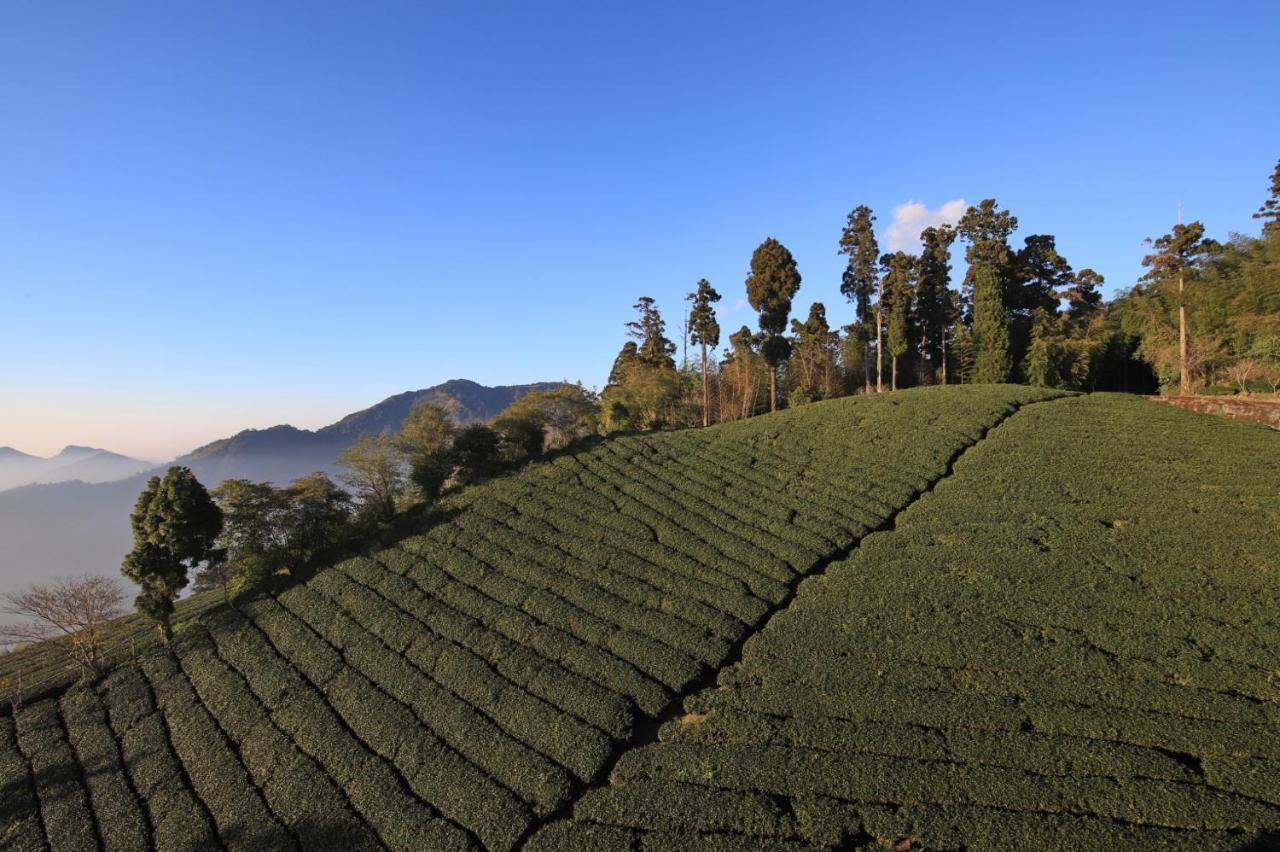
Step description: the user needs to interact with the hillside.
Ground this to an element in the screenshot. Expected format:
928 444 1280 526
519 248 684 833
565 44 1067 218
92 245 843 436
0 380 562 596
2 388 1278 851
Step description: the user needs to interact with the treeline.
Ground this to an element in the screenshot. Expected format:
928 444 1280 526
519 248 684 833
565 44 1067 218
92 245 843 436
603 161 1280 425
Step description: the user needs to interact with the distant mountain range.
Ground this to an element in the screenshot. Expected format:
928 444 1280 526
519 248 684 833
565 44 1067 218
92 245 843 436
0 379 562 597
0 445 153 492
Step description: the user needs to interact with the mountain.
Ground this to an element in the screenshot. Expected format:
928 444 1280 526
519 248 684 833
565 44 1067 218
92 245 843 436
175 379 562 485
0 445 153 492
0 379 563 597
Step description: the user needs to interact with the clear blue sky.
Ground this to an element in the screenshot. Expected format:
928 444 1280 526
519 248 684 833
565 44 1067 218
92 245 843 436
2 1 1277 459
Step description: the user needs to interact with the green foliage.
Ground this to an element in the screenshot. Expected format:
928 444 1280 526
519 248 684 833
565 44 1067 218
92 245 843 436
626 296 677 369
787 303 839 399
970 264 1011 383
496 383 600 449
1253 158 1280 234
397 402 456 503
746 238 802 410
882 252 917 389
604 302 684 430
122 466 222 640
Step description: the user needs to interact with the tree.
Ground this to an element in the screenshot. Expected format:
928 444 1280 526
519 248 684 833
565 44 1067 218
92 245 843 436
838 206 879 391
281 472 351 566
1024 307 1062 387
497 384 599 448
686 279 722 427
958 199 1019 326
1255 159 1280 234
1065 268 1105 319
339 433 406 522
882 252 918 390
1 576 125 679
789 302 839 399
452 424 501 484
1141 221 1220 395
745 238 802 412
1010 235 1072 316
122 466 222 641
397 402 456 501
626 297 676 369
210 479 288 592
970 264 1012 383
916 225 956 382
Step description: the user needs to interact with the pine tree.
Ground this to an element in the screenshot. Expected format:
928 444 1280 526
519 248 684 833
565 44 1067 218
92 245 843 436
122 466 222 641
971 264 1011 383
1141 222 1220 395
627 297 677 369
1254 159 1280 234
1064 268 1104 319
686 279 722 426
957 199 1019 310
838 206 879 391
745 238 802 412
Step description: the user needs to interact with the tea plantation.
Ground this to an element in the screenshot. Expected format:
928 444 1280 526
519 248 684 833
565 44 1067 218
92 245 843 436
529 394 1280 851
4 388 1279 851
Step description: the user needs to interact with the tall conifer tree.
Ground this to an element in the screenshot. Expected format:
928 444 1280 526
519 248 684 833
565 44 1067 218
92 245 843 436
838 206 879 391
745 238 802 412
686 279 722 426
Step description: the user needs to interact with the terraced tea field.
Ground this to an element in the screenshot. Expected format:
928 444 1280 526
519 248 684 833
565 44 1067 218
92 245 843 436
531 394 1280 850
3 388 1278 851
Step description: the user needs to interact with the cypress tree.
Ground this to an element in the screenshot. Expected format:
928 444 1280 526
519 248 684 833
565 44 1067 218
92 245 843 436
745 238 802 412
1024 307 1059 387
838 206 879 392
916 225 956 383
971 264 1011 383
686 279 722 426
882 252 918 391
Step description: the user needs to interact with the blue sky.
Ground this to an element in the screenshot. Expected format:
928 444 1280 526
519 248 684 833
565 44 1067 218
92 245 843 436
2 1 1277 459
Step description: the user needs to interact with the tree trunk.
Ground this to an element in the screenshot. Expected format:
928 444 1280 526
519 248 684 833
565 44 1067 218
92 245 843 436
941 329 948 385
864 339 872 393
875 302 884 393
769 369 777 413
700 343 709 427
891 356 897 391
1179 270 1189 396
158 617 172 644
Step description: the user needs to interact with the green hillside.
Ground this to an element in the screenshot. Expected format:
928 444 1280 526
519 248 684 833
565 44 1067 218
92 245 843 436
4 388 1279 851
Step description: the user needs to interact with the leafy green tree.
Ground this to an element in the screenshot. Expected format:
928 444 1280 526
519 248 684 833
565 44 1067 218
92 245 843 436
498 384 599 448
789 302 839 398
686 279 722 426
1141 221 1220 395
210 479 287 592
491 412 545 461
339 433 406 522
121 466 222 641
452 424 501 484
721 326 767 420
397 402 456 501
745 238 802 411
882 252 918 390
970 264 1012 383
1255 159 1280 234
838 205 879 391
916 225 956 383
281 472 351 565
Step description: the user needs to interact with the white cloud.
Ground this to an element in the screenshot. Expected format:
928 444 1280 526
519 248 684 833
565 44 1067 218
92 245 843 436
883 198 967 253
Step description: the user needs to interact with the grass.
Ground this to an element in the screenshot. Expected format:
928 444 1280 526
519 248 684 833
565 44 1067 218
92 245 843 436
6 386 1276 851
